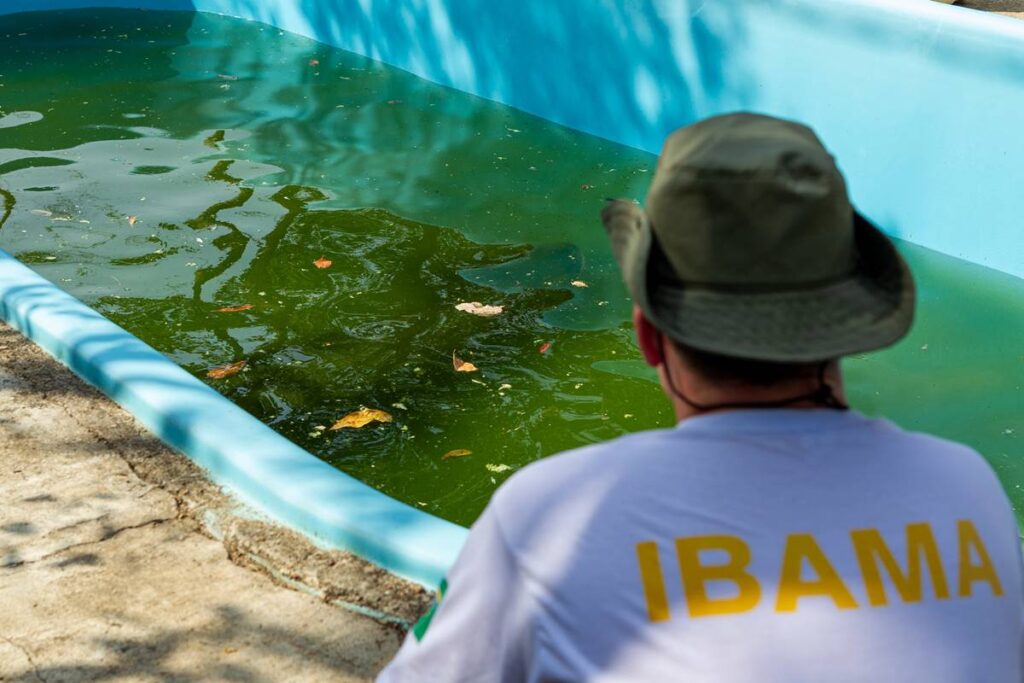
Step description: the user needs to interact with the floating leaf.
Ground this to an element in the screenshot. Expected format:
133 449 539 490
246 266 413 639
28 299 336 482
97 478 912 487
455 302 503 317
442 449 472 460
331 408 393 430
308 58 320 66
452 351 478 373
538 342 553 354
570 280 588 288
203 129 225 147
580 184 593 190
486 463 513 473
313 256 332 269
498 383 512 391
127 215 138 226
207 360 247 379
216 303 253 313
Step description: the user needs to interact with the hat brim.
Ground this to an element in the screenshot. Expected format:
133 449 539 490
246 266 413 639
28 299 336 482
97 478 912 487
601 200 915 362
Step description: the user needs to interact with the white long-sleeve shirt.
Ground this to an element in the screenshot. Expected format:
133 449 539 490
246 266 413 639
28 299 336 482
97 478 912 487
379 409 1024 682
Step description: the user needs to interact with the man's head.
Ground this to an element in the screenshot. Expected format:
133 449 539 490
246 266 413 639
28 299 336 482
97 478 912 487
602 113 914 415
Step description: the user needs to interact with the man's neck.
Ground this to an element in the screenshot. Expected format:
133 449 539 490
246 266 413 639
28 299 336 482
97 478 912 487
664 363 848 423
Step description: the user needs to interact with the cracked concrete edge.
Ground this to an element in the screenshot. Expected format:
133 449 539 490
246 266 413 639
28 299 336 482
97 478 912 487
4 518 173 569
0 322 433 627
955 0 1024 17
0 634 44 683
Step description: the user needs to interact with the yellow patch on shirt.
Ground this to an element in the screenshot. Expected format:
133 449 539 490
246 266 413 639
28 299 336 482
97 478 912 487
636 520 1002 622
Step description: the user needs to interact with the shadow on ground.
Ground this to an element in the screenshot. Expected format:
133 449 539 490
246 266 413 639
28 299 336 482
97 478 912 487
4 604 396 683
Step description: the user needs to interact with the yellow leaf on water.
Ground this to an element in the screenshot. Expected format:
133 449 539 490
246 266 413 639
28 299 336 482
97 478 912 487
570 280 588 288
455 302 503 317
216 303 253 313
313 256 332 269
207 360 247 379
452 351 478 373
331 408 393 430
442 449 472 460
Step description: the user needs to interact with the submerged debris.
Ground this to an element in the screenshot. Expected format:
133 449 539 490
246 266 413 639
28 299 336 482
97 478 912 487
455 302 503 317
207 360 247 378
442 449 472 461
330 408 393 430
452 351 479 373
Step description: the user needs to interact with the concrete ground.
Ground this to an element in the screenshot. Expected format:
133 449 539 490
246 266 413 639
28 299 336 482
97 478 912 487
0 321 430 682
957 0 1024 18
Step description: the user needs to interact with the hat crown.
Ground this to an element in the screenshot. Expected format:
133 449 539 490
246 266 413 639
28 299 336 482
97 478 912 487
646 113 856 288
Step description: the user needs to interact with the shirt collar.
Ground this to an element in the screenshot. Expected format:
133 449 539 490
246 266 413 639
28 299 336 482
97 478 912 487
673 408 876 437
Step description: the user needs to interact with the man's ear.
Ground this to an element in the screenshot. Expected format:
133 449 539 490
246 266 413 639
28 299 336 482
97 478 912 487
633 306 663 368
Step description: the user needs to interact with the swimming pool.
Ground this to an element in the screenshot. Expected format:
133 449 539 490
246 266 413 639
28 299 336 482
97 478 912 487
2 0 1022 585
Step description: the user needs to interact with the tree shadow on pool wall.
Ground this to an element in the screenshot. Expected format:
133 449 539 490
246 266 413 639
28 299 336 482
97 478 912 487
223 0 750 153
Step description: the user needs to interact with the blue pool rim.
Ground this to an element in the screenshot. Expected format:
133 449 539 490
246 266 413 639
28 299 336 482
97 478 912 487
4 0 1024 585
0 251 468 587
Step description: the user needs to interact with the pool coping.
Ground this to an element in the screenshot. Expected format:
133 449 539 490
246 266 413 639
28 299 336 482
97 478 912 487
0 248 467 588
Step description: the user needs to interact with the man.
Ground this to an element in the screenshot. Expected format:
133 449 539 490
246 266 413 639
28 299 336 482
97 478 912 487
377 113 1023 681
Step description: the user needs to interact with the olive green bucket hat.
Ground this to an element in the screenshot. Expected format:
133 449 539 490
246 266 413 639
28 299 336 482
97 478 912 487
602 112 915 363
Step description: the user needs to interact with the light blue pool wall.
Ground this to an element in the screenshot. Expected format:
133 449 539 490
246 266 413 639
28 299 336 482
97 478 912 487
3 0 1024 586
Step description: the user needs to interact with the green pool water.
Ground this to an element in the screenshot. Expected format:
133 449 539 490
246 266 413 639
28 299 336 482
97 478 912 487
1 9 1021 527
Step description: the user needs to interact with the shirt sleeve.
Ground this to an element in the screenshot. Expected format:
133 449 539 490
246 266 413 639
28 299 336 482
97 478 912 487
376 499 532 683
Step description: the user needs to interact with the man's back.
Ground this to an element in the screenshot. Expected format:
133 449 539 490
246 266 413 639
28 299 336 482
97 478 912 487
382 409 1023 682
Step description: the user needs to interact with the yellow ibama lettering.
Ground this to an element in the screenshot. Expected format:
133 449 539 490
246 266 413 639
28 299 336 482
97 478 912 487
851 523 950 606
776 533 858 612
676 535 761 618
636 541 671 622
957 519 1003 598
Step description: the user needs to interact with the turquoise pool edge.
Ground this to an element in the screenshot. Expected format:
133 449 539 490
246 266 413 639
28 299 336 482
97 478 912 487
0 248 468 587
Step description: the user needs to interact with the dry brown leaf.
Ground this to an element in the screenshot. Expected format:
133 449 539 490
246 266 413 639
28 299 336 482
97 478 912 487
216 303 253 313
127 215 138 226
455 302 503 317
313 256 332 269
207 360 247 379
442 449 472 460
452 351 479 373
331 408 393 430
570 280 588 288
203 130 225 147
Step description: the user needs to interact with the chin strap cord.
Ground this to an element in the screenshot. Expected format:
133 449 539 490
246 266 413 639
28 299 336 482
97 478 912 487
656 336 848 413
